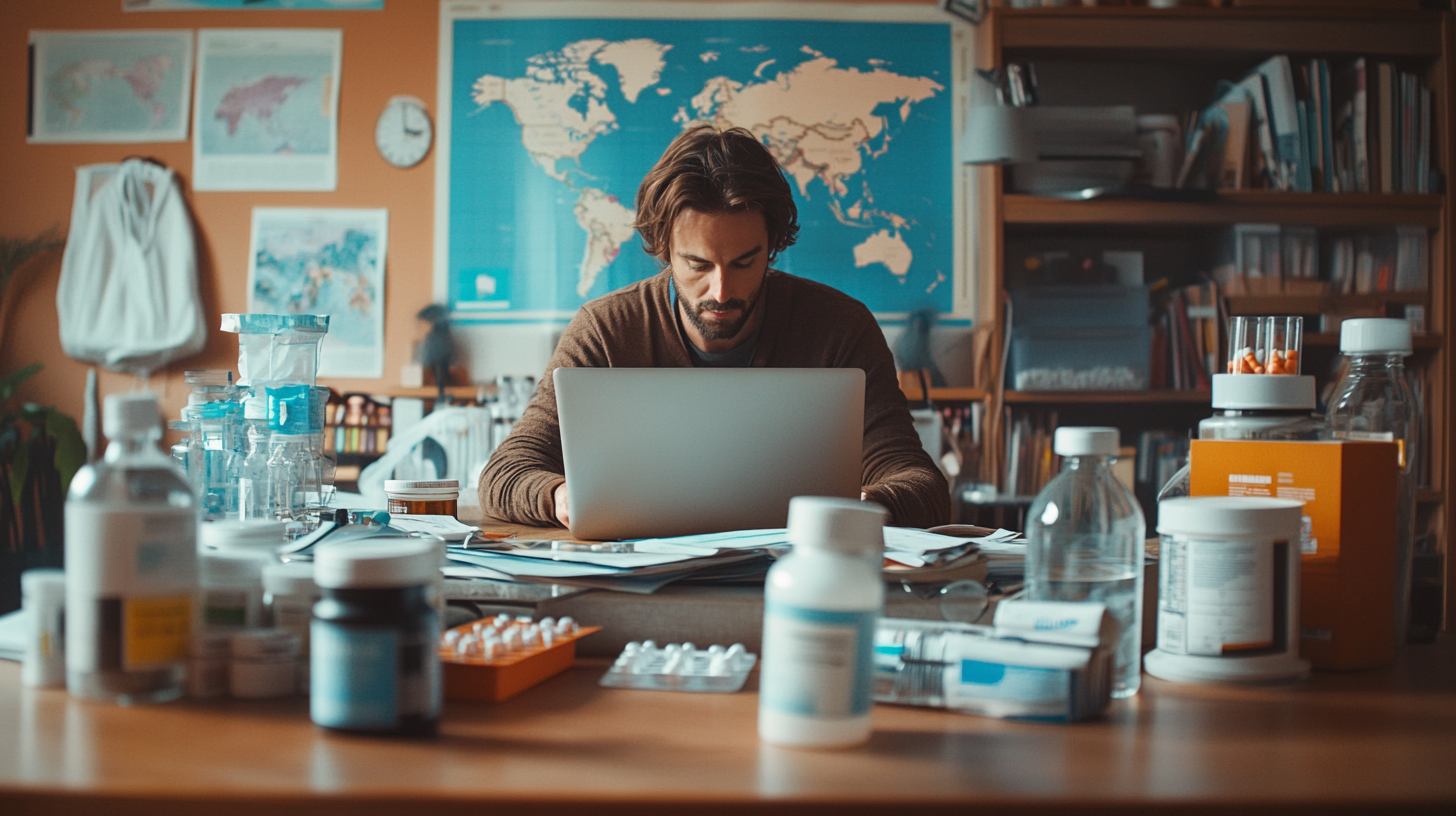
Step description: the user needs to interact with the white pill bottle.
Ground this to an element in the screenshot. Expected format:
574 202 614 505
758 496 885 748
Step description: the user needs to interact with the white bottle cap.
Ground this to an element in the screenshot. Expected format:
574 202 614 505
200 519 288 551
1053 426 1119 457
21 568 65 604
313 537 440 589
103 393 161 437
786 496 886 556
262 561 317 596
1157 496 1304 538
201 550 269 583
1210 374 1316 410
1340 318 1413 355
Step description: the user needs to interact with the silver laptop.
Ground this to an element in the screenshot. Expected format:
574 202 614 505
555 367 864 541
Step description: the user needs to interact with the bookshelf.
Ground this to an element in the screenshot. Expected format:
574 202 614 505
976 5 1453 628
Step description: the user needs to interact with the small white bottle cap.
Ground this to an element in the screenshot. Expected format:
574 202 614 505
1340 318 1413 355
1210 374 1317 411
103 393 161 437
313 538 440 589
1157 496 1304 538
786 496 886 556
200 519 288 551
1053 426 1119 457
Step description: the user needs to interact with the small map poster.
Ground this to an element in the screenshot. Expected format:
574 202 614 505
194 28 341 191
28 30 193 143
247 208 388 379
436 3 969 323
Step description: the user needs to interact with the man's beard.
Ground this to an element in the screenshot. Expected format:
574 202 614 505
674 274 765 342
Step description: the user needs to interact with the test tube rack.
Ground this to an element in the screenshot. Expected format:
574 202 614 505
439 615 600 702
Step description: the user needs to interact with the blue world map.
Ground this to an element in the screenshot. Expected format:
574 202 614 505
445 16 954 321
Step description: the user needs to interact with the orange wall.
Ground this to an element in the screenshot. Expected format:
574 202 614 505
1 0 440 440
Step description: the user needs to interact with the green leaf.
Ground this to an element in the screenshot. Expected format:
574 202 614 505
44 408 86 498
0 363 42 402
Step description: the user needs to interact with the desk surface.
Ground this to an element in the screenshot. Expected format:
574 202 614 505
2 638 1455 816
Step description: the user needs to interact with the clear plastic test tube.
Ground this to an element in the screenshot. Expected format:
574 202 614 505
1228 316 1266 374
1264 316 1302 375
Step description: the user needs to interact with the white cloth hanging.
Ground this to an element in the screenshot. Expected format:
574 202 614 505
56 159 206 376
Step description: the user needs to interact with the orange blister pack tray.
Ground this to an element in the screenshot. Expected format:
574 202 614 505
439 615 600 702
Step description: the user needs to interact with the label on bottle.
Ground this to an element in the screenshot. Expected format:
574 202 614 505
760 601 875 718
203 588 250 628
1158 537 1275 656
65 503 196 675
311 616 440 730
123 596 193 669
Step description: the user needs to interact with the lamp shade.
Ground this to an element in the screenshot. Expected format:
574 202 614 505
960 104 1034 165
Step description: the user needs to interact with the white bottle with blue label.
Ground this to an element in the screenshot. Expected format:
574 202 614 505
758 496 885 748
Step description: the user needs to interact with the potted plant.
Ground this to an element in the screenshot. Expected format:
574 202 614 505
2 232 85 613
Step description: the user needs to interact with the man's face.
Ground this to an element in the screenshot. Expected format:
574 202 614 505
669 207 770 353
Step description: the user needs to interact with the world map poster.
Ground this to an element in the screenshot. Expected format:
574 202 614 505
28 29 193 144
194 28 341 191
437 3 969 323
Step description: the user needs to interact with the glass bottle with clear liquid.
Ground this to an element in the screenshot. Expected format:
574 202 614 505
1026 427 1145 698
1325 318 1419 644
266 432 304 520
238 397 272 520
65 393 197 704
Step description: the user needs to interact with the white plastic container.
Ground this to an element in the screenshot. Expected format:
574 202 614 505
21 569 66 688
187 631 232 699
1145 496 1310 684
199 520 285 630
230 628 300 699
262 561 319 691
758 497 885 749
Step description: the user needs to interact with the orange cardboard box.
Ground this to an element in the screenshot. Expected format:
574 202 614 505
1189 439 1398 670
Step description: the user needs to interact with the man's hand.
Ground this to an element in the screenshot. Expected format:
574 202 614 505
552 480 571 528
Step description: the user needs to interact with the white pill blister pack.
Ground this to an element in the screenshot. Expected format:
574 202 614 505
599 640 757 693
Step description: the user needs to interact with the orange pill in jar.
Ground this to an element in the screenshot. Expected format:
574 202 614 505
384 480 460 518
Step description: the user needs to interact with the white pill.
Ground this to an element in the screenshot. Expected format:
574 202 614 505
442 630 463 647
726 643 747 664
707 644 725 657
623 641 641 656
708 654 730 676
538 616 555 630
681 642 696 655
482 639 504 659
558 616 577 633
641 639 656 651
515 615 533 624
453 636 474 656
541 628 556 647
522 625 542 648
662 652 683 674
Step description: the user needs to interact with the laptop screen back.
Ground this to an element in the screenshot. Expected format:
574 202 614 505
554 367 864 541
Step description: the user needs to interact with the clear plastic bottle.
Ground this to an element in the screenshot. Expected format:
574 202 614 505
65 393 197 704
758 497 885 748
1325 318 1419 644
238 397 272 520
1026 427 1146 698
266 433 303 520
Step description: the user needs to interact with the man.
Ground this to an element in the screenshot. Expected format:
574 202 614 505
480 125 950 529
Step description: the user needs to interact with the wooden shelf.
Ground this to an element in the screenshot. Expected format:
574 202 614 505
322 384 483 401
899 385 987 402
1000 7 1442 59
1004 390 1211 405
1226 292 1430 314
1003 193 1442 229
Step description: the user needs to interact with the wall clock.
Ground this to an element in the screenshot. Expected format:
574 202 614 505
375 95 432 169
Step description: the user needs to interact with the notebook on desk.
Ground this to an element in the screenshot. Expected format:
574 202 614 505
554 367 864 541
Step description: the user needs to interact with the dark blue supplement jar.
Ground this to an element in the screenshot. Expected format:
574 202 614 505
311 538 441 735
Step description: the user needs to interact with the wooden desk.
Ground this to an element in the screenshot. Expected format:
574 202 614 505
2 639 1454 815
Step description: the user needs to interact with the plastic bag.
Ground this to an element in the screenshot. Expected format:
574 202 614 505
56 160 205 376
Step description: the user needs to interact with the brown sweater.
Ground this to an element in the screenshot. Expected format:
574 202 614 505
478 270 951 529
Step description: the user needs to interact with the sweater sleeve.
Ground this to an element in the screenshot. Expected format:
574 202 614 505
478 309 608 526
851 312 952 529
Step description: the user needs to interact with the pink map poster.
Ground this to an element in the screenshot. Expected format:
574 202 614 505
193 28 341 191
28 30 193 144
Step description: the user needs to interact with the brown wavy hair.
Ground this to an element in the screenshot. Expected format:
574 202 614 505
634 125 799 265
